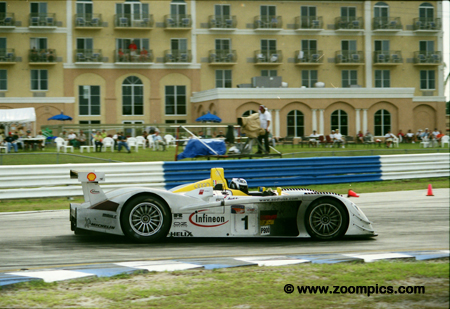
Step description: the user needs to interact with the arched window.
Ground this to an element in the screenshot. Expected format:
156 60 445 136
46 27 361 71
122 76 143 115
287 110 304 137
374 2 389 28
331 110 348 135
242 110 257 117
419 3 434 23
374 109 391 136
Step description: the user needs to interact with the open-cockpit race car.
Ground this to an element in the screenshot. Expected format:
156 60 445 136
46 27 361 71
70 168 376 243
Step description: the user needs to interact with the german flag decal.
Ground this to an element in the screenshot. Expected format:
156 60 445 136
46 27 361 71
260 210 277 225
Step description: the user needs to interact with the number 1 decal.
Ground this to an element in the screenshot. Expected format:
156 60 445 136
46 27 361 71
241 215 248 230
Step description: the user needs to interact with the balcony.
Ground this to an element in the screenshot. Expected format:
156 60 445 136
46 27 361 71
115 49 153 64
164 14 191 30
294 16 323 31
0 13 15 28
413 51 442 65
29 13 58 28
295 50 324 65
413 17 441 32
335 17 363 31
373 51 403 65
74 13 103 29
208 15 237 30
254 50 283 65
254 15 282 30
208 49 237 65
0 49 16 64
75 49 104 64
114 14 154 29
373 17 402 31
335 51 364 65
164 50 191 63
29 49 57 65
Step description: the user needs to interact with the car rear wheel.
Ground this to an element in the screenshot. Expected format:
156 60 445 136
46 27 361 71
305 198 348 240
120 195 171 243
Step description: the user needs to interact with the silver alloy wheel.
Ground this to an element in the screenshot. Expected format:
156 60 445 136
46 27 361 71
308 203 343 237
129 202 163 236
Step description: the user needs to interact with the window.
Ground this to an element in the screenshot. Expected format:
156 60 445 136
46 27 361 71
302 70 318 88
0 69 6 90
261 70 277 77
170 0 186 16
301 40 317 55
374 2 389 18
215 70 232 88
123 120 143 137
171 38 187 51
79 85 100 115
30 69 47 90
420 70 435 90
116 1 148 21
116 38 149 50
165 85 186 115
122 76 143 115
214 4 230 17
215 39 230 51
242 110 257 117
300 5 316 27
419 2 434 22
287 110 304 137
331 110 348 135
0 2 6 14
79 120 100 125
77 38 93 50
419 40 434 53
375 70 390 88
261 39 276 53
374 109 391 136
30 37 47 50
30 2 47 14
76 0 93 17
342 70 357 87
342 40 357 52
341 6 356 21
261 5 276 22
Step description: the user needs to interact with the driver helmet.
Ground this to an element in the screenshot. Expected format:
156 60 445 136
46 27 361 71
229 178 248 194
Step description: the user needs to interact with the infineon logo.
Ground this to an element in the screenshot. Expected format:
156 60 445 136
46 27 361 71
87 173 97 181
189 209 229 227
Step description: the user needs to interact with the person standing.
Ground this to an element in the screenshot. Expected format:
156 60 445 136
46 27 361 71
257 105 271 154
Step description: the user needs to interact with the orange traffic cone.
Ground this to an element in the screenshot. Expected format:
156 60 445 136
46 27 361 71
348 189 360 198
426 184 434 196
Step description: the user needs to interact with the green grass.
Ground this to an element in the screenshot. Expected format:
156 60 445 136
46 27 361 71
1 260 448 308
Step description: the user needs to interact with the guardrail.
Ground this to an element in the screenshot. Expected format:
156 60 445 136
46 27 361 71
0 153 448 200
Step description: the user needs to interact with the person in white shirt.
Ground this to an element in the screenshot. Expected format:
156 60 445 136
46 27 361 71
309 130 320 147
332 129 345 147
384 131 396 148
257 105 271 154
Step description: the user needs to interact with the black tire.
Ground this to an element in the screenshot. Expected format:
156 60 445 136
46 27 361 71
120 195 171 243
304 198 349 240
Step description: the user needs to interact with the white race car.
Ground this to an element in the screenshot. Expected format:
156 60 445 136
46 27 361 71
69 168 376 243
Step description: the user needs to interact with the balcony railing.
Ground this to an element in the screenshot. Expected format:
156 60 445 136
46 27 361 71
413 51 442 64
115 49 153 63
208 15 237 29
0 13 15 27
29 13 57 27
164 14 191 28
335 51 364 64
254 50 283 64
0 49 16 63
114 14 154 28
294 16 323 30
74 13 103 28
254 15 282 29
75 49 103 63
209 49 237 64
373 51 403 64
29 48 57 63
335 17 363 30
413 17 441 31
164 50 191 63
296 50 324 64
373 17 402 30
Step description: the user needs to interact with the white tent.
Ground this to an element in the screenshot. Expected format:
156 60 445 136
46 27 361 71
0 108 37 134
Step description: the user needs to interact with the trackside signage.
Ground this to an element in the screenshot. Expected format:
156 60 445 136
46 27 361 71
189 209 229 227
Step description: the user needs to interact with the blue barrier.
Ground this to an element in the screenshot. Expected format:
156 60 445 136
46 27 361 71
163 156 382 189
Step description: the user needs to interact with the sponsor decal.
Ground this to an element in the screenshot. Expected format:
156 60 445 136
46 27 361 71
102 213 117 219
87 172 97 182
260 225 270 236
194 182 210 189
260 210 277 226
173 222 188 227
246 206 257 214
231 205 245 214
84 218 115 230
90 189 100 194
189 209 229 227
226 196 238 200
260 220 275 226
169 230 193 237
199 189 204 195
259 197 298 202
173 213 183 220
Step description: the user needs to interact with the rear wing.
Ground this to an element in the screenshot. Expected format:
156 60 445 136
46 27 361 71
70 170 107 205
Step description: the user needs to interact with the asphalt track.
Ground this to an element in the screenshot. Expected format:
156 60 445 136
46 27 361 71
0 189 448 272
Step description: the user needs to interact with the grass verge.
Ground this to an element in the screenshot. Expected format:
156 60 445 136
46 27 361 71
0 259 448 308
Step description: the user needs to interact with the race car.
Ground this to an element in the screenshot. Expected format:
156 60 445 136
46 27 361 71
69 168 376 243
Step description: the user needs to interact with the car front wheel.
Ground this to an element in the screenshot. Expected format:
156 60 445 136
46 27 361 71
305 198 348 240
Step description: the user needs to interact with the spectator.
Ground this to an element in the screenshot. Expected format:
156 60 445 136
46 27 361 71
216 130 225 138
364 130 374 143
30 47 39 62
421 128 430 140
117 132 131 153
67 130 79 148
128 40 138 61
139 48 149 62
384 131 396 148
118 48 128 62
35 130 46 150
48 49 55 62
405 129 415 143
431 128 440 138
309 130 320 147
435 131 445 143
153 131 166 151
142 131 149 147
5 132 18 153
59 130 67 139
40 49 48 61
356 130 364 143
397 130 405 143
197 130 204 138
101 129 107 139
256 105 271 154
332 129 345 148
77 130 87 147
94 131 103 152
415 129 423 141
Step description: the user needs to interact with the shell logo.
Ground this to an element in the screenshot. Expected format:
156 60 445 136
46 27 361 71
87 173 97 182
